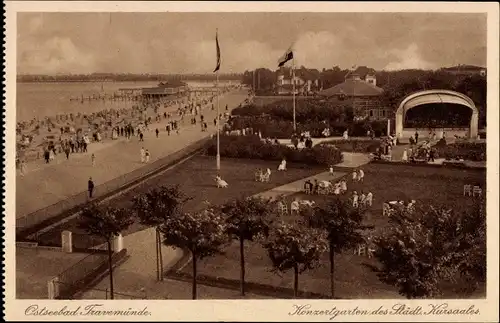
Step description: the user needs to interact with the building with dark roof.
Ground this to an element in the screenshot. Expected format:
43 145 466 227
141 81 188 99
319 74 391 120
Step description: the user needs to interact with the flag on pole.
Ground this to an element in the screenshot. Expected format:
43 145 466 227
213 30 221 73
278 46 294 67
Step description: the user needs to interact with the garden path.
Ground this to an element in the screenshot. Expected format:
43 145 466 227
78 151 372 299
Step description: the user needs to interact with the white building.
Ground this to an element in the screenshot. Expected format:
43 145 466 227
276 67 321 95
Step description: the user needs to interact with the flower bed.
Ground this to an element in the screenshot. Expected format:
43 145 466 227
435 142 486 161
321 139 382 153
205 135 343 166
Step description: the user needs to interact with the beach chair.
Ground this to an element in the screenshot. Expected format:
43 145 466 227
304 185 312 194
463 184 472 197
254 171 262 182
277 202 288 216
473 186 482 197
261 173 270 183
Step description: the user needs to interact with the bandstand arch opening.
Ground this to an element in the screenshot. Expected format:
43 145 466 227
395 90 479 139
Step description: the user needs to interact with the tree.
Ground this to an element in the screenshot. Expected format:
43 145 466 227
373 202 486 299
263 222 328 298
305 198 366 298
132 185 190 281
159 208 228 299
79 203 135 299
454 75 487 127
219 196 275 296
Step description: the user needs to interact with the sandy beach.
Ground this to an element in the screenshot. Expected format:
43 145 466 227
15 84 239 168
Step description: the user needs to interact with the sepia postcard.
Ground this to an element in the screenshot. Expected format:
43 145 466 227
3 1 499 321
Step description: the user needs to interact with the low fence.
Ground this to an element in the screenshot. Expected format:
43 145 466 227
16 137 210 239
50 249 128 299
57 283 148 299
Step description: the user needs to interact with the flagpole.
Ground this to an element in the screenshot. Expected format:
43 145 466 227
216 70 220 170
292 57 296 132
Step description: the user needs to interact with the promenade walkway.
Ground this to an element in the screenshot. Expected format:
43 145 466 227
16 90 249 224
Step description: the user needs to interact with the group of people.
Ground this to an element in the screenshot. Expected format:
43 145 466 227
44 134 92 164
401 131 439 163
139 147 151 164
291 132 313 149
383 199 416 216
352 191 374 207
255 168 272 182
303 178 348 195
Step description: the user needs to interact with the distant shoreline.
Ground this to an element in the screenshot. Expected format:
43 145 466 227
16 79 242 84
16 76 243 84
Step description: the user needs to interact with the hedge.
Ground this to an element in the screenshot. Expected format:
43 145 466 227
204 135 343 166
228 115 388 139
321 139 382 153
435 142 486 161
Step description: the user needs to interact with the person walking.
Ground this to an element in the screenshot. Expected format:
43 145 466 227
139 132 144 141
64 146 70 160
91 153 96 167
145 149 151 163
88 177 95 199
20 159 27 176
415 131 419 144
140 147 145 163
155 128 159 138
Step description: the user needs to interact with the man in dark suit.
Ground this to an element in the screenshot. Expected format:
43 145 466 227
88 177 95 199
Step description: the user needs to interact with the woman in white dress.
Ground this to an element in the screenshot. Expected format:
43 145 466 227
402 149 408 162
341 180 347 193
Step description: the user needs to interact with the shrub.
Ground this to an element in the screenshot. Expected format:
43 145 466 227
321 139 382 153
435 142 486 161
205 135 343 166
228 108 389 139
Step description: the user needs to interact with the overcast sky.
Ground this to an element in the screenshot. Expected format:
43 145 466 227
17 12 487 74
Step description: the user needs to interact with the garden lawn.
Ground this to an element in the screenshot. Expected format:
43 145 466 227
35 155 325 249
180 163 486 299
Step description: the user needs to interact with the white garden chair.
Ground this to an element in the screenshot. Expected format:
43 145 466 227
473 186 482 197
463 184 472 197
277 202 288 216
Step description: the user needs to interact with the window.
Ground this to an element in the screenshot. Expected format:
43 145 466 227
369 110 374 117
382 110 386 117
